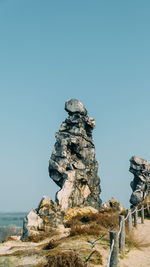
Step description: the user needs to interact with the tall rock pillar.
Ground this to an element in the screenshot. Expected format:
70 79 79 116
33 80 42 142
49 99 102 211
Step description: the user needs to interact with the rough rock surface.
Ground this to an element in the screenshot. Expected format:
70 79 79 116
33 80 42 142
36 196 64 231
22 196 64 239
22 209 43 239
103 197 124 212
64 206 99 222
49 99 102 211
129 156 150 206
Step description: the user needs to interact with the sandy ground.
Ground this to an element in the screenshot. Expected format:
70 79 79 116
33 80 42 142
0 219 150 266
119 219 150 267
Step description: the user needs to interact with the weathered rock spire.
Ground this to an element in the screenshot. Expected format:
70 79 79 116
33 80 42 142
129 156 150 206
49 99 102 210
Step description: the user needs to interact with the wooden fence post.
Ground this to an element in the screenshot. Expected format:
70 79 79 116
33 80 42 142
110 231 119 267
127 209 132 234
119 215 125 255
141 205 144 224
147 203 149 214
133 207 138 228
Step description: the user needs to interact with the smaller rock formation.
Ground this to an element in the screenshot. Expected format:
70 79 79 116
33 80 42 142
103 197 124 212
22 196 64 239
49 98 102 211
22 209 43 239
37 196 64 231
129 156 150 206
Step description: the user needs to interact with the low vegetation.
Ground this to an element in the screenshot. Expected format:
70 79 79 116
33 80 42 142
46 251 87 267
125 232 150 251
43 239 60 250
65 207 119 237
85 250 103 265
24 230 59 243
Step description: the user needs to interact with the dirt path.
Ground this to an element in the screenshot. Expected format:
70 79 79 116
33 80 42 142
119 219 150 267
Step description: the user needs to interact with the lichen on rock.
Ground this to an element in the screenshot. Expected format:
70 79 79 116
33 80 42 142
22 196 64 239
49 98 102 211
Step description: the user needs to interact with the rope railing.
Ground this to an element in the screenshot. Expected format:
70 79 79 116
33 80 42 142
118 205 147 234
106 239 114 267
106 203 149 267
124 209 130 221
85 204 149 266
137 207 142 212
118 205 146 238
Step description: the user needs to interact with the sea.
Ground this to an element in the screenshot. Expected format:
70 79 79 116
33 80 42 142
0 212 27 242
0 212 27 227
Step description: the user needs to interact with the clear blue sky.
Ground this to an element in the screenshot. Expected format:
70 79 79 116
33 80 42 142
0 0 150 211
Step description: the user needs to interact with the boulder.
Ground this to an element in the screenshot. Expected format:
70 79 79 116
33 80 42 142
22 209 43 239
65 99 87 115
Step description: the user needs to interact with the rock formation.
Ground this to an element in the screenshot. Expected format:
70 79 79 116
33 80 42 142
22 196 64 239
49 99 102 211
22 209 43 239
103 197 124 212
129 156 150 206
22 99 102 239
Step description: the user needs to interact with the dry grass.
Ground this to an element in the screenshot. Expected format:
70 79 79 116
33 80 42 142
23 230 58 243
0 208 120 266
0 248 48 257
45 250 87 267
65 208 119 237
85 250 103 265
43 239 60 250
125 232 150 250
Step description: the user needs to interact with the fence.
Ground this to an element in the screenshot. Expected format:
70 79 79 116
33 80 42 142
106 204 149 267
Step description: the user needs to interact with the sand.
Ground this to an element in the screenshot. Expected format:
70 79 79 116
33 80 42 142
0 218 150 266
119 219 150 267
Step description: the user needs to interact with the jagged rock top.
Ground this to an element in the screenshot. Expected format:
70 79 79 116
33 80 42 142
60 99 96 141
129 155 150 206
129 156 150 174
65 99 87 115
